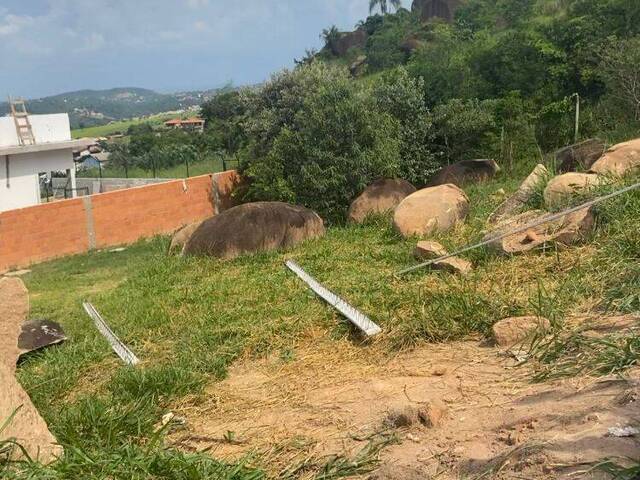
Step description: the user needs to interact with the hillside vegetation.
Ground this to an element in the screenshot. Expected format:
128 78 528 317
200 0 639 222
1 87 216 130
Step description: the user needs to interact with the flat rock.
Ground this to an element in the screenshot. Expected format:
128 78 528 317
590 138 640 177
493 316 551 347
184 202 325 260
543 172 603 208
348 178 416 224
393 184 469 238
430 257 472 275
0 278 62 463
485 207 595 255
413 241 448 260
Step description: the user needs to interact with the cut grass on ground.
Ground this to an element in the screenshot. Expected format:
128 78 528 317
3 169 640 478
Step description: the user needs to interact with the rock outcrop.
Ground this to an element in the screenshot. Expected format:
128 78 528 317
543 172 602 208
590 138 640 177
184 202 325 259
428 159 500 188
393 184 469 238
331 28 368 57
348 178 416 224
556 138 606 173
412 0 462 22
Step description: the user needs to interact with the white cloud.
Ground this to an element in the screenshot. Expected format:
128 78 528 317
0 13 33 36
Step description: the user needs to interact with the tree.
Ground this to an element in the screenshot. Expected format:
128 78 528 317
600 36 640 120
369 0 401 15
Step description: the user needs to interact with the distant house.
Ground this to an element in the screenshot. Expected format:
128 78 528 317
164 117 205 133
0 113 94 212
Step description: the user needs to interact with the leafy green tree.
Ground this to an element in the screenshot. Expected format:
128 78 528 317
372 67 440 184
599 36 640 120
369 0 401 15
241 63 401 222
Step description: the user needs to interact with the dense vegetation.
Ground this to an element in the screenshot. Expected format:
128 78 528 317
200 0 640 223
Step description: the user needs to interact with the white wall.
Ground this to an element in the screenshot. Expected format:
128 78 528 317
0 114 71 147
0 149 75 212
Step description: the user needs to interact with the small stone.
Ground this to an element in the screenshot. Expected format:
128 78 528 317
431 365 448 376
413 241 448 260
492 316 551 347
418 400 448 428
385 406 419 428
406 433 420 443
431 257 472 276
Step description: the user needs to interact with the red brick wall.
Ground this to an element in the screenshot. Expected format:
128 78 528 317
0 171 239 273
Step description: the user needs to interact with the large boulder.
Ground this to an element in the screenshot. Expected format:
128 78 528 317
184 202 325 259
484 207 595 255
331 28 368 57
590 138 640 177
556 138 605 173
169 220 204 255
393 184 469 238
427 159 500 188
348 178 416 224
488 164 548 225
543 172 602 208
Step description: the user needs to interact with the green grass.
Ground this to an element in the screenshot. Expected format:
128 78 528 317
71 113 178 139
3 168 640 478
77 156 239 179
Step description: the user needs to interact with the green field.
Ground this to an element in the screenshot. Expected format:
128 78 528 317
3 169 639 478
71 113 180 139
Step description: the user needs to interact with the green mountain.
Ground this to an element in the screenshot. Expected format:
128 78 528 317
0 87 218 129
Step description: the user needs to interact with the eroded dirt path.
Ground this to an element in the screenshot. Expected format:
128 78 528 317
170 329 639 479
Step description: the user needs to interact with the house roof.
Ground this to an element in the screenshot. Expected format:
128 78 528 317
0 138 96 157
164 117 205 126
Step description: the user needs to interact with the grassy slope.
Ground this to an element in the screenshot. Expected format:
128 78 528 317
4 168 639 478
71 113 179 139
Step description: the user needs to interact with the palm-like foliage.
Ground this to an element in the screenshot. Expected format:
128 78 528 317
369 0 401 15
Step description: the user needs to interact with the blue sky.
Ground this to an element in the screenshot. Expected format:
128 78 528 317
0 0 410 99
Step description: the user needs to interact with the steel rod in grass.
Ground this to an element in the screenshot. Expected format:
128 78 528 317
285 260 382 337
83 301 139 366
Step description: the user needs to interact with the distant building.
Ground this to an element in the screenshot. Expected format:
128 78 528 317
164 117 205 133
0 113 94 212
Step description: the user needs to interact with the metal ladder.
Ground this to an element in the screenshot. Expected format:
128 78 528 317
8 97 36 145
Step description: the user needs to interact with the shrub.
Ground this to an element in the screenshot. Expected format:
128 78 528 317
241 63 401 223
372 67 441 185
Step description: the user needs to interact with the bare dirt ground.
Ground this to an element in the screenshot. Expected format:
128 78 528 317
170 327 640 479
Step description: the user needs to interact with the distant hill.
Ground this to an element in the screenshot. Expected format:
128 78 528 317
0 87 220 129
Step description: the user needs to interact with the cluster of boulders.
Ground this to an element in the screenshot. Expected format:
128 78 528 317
168 137 639 270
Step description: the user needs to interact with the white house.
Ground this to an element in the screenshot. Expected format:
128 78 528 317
0 114 94 212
